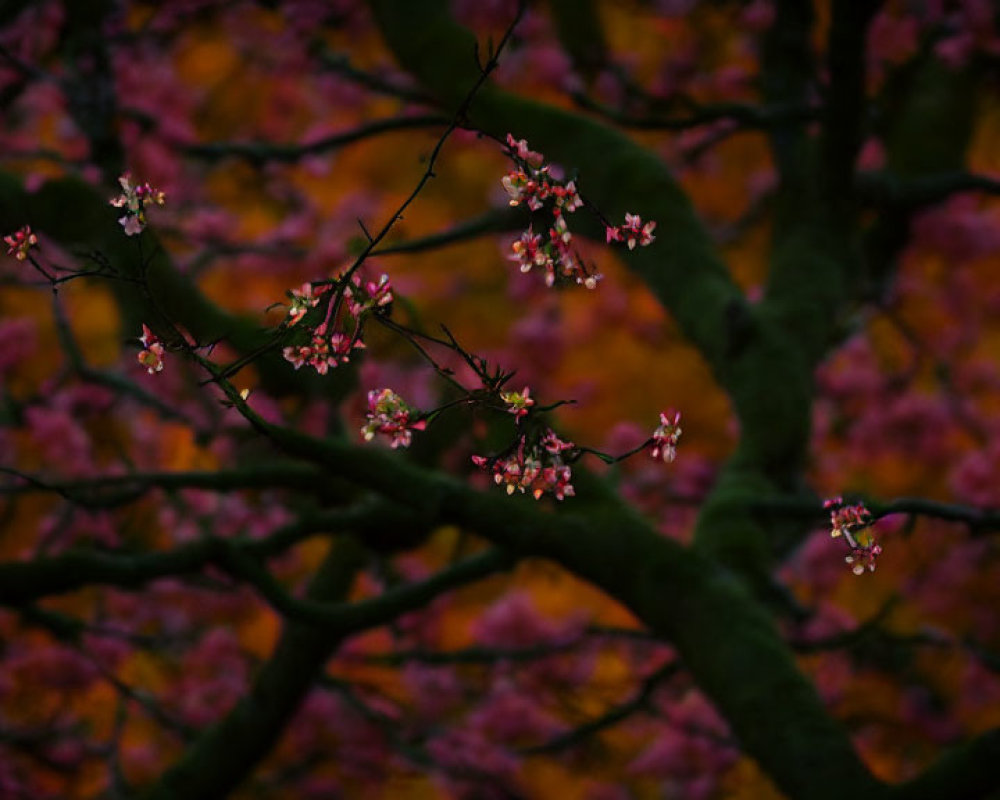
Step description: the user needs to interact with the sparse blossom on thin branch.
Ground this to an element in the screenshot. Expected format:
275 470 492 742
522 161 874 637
361 388 426 449
823 497 882 575
500 386 534 421
137 324 165 375
345 273 393 316
110 173 165 236
651 410 682 463
280 272 392 375
4 226 37 260
286 283 327 326
282 324 364 375
606 213 657 250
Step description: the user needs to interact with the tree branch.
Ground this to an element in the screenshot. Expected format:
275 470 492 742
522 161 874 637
209 368 886 800
0 504 403 606
139 538 365 800
178 114 450 164
858 170 1000 209
522 660 679 756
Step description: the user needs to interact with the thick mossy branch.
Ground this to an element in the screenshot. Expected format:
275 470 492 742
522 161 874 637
139 538 364 800
858 170 1000 209
863 58 978 300
760 1 881 366
882 60 977 177
140 539 511 800
207 371 882 799
820 0 883 218
0 508 354 606
0 462 328 508
760 0 815 193
757 0 872 370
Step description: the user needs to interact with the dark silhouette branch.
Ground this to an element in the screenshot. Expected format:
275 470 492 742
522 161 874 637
178 114 451 164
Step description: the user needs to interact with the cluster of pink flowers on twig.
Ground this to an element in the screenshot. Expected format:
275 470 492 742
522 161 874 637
283 324 365 375
472 429 576 501
110 173 165 236
824 497 882 574
361 388 426 449
4 225 37 260
501 133 657 289
137 324 165 375
281 272 393 375
607 213 657 250
500 386 534 421
345 273 393 316
286 282 326 326
501 134 597 289
650 410 682 463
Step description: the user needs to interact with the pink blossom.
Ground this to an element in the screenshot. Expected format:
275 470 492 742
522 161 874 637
3 225 37 260
110 172 165 236
283 329 365 374
651 410 682 463
505 132 543 166
472 429 577 501
823 497 882 574
552 180 582 213
541 430 573 454
509 229 546 274
286 282 325 325
620 212 657 250
345 272 393 316
500 136 599 289
137 323 165 374
500 386 534 420
501 167 549 210
360 388 426 448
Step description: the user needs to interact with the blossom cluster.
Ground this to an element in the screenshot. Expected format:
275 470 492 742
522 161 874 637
651 410 682 462
4 225 37 260
281 272 393 375
345 273 393 316
286 282 327 326
501 133 657 289
473 430 576 501
606 213 657 250
823 497 882 574
137 324 165 375
282 323 364 375
501 134 598 289
500 386 534 421
110 173 165 236
361 388 426 449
